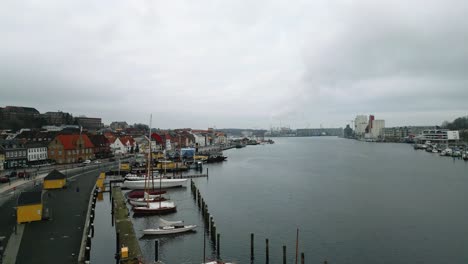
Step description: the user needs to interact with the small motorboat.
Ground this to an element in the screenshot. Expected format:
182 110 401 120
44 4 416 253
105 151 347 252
142 224 197 235
142 218 196 235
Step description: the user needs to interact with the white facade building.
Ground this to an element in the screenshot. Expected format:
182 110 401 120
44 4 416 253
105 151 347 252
110 138 126 154
192 133 206 147
354 115 368 136
371 120 385 139
416 129 460 142
26 145 48 162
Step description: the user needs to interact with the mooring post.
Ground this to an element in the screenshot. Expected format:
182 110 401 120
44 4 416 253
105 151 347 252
250 233 254 261
283 245 286 264
266 238 269 264
217 233 220 258
154 240 159 262
207 167 209 177
301 253 304 264
212 224 217 244
115 232 120 262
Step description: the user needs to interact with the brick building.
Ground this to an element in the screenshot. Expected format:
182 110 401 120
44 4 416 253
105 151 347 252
48 134 95 164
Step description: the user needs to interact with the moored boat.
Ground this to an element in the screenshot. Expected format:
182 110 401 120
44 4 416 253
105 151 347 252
123 178 188 189
133 201 177 215
126 189 166 199
128 196 167 207
142 224 197 235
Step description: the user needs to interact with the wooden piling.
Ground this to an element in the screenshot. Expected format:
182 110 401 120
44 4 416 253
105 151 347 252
115 232 120 262
216 233 220 258
301 253 304 264
283 245 286 264
154 240 159 262
266 239 269 264
211 224 216 244
250 233 254 261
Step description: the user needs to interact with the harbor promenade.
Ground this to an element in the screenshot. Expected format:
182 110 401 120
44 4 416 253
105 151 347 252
0 163 115 264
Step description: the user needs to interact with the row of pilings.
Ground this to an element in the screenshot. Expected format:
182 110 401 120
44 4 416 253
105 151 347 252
83 186 99 263
190 179 311 264
190 179 220 259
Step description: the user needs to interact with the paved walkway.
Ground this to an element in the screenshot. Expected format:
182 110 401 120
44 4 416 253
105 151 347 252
2 225 24 264
15 168 103 264
0 164 115 264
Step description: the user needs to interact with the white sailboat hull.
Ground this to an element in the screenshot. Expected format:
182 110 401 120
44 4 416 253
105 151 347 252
123 179 187 189
142 225 197 235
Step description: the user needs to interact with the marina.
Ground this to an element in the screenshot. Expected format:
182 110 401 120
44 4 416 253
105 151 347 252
81 137 468 263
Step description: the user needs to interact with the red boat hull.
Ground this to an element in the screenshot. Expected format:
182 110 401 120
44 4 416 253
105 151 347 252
126 189 166 199
132 206 177 215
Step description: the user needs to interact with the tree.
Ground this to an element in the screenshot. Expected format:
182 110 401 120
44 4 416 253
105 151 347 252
133 123 149 131
130 146 134 153
135 144 139 153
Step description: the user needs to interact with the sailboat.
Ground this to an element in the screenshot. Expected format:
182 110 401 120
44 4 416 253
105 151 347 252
132 115 177 215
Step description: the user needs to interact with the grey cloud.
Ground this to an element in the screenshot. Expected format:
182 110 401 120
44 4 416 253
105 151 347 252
0 0 466 128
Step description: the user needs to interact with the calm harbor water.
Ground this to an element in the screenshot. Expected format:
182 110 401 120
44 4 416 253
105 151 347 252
97 137 468 263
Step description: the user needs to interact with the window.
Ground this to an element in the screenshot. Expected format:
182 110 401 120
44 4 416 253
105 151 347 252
58 150 62 155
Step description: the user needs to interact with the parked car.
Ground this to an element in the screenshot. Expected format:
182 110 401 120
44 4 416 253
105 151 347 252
18 172 30 178
0 176 9 183
82 160 91 164
94 160 101 164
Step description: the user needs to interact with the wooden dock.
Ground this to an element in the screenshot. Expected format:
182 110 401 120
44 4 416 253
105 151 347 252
112 187 143 264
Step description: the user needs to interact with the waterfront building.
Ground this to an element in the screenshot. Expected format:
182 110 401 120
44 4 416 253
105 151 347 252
382 126 435 142
109 137 126 155
371 120 385 139
119 136 136 153
88 134 112 158
17 191 43 224
192 132 207 147
48 134 95 164
25 142 49 165
0 140 28 169
75 116 103 130
354 115 368 136
344 124 353 138
43 170 66 189
414 129 460 143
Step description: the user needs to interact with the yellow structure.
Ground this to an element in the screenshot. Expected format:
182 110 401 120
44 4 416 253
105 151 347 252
152 152 165 160
120 162 130 171
17 191 43 223
43 169 66 189
121 246 129 258
194 155 208 162
96 172 106 190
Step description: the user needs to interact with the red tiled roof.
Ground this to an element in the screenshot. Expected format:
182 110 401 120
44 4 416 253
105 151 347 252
56 134 94 150
119 136 135 146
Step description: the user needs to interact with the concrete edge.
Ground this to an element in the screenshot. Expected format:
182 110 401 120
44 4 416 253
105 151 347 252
77 183 96 263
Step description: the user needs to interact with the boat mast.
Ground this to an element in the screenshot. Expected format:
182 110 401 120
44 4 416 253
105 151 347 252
145 114 152 208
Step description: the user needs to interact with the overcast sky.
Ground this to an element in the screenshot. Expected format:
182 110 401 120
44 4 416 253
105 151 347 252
1 0 467 129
